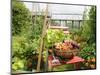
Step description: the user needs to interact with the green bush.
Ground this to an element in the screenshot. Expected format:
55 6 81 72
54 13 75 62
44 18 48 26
12 36 39 58
12 0 32 35
12 57 26 71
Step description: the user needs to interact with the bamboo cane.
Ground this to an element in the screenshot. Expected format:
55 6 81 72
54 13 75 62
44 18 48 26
36 4 48 72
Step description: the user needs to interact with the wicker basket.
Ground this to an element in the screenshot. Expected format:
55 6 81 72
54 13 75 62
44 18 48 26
55 49 79 59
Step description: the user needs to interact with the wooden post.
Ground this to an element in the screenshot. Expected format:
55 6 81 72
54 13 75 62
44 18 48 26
45 17 51 72
72 20 74 28
78 20 81 28
65 20 67 26
36 4 48 72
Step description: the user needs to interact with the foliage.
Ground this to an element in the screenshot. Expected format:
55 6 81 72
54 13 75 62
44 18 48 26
12 0 45 71
29 16 44 39
79 43 96 69
12 36 39 59
45 29 71 48
52 64 74 71
12 36 27 58
78 6 96 61
71 7 96 69
12 57 27 71
12 0 32 35
79 43 96 60
71 6 96 45
70 29 84 43
81 6 96 44
12 36 41 71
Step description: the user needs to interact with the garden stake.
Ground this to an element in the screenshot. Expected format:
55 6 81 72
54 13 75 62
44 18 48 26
36 4 48 72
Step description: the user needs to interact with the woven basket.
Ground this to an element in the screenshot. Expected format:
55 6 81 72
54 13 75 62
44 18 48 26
55 49 79 59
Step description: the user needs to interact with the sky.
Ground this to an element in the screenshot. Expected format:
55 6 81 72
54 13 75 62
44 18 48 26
23 2 90 20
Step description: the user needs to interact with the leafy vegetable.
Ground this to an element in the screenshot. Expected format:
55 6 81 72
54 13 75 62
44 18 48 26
79 44 96 60
45 29 71 48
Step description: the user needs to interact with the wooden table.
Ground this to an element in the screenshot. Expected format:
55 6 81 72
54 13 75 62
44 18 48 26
48 56 84 71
